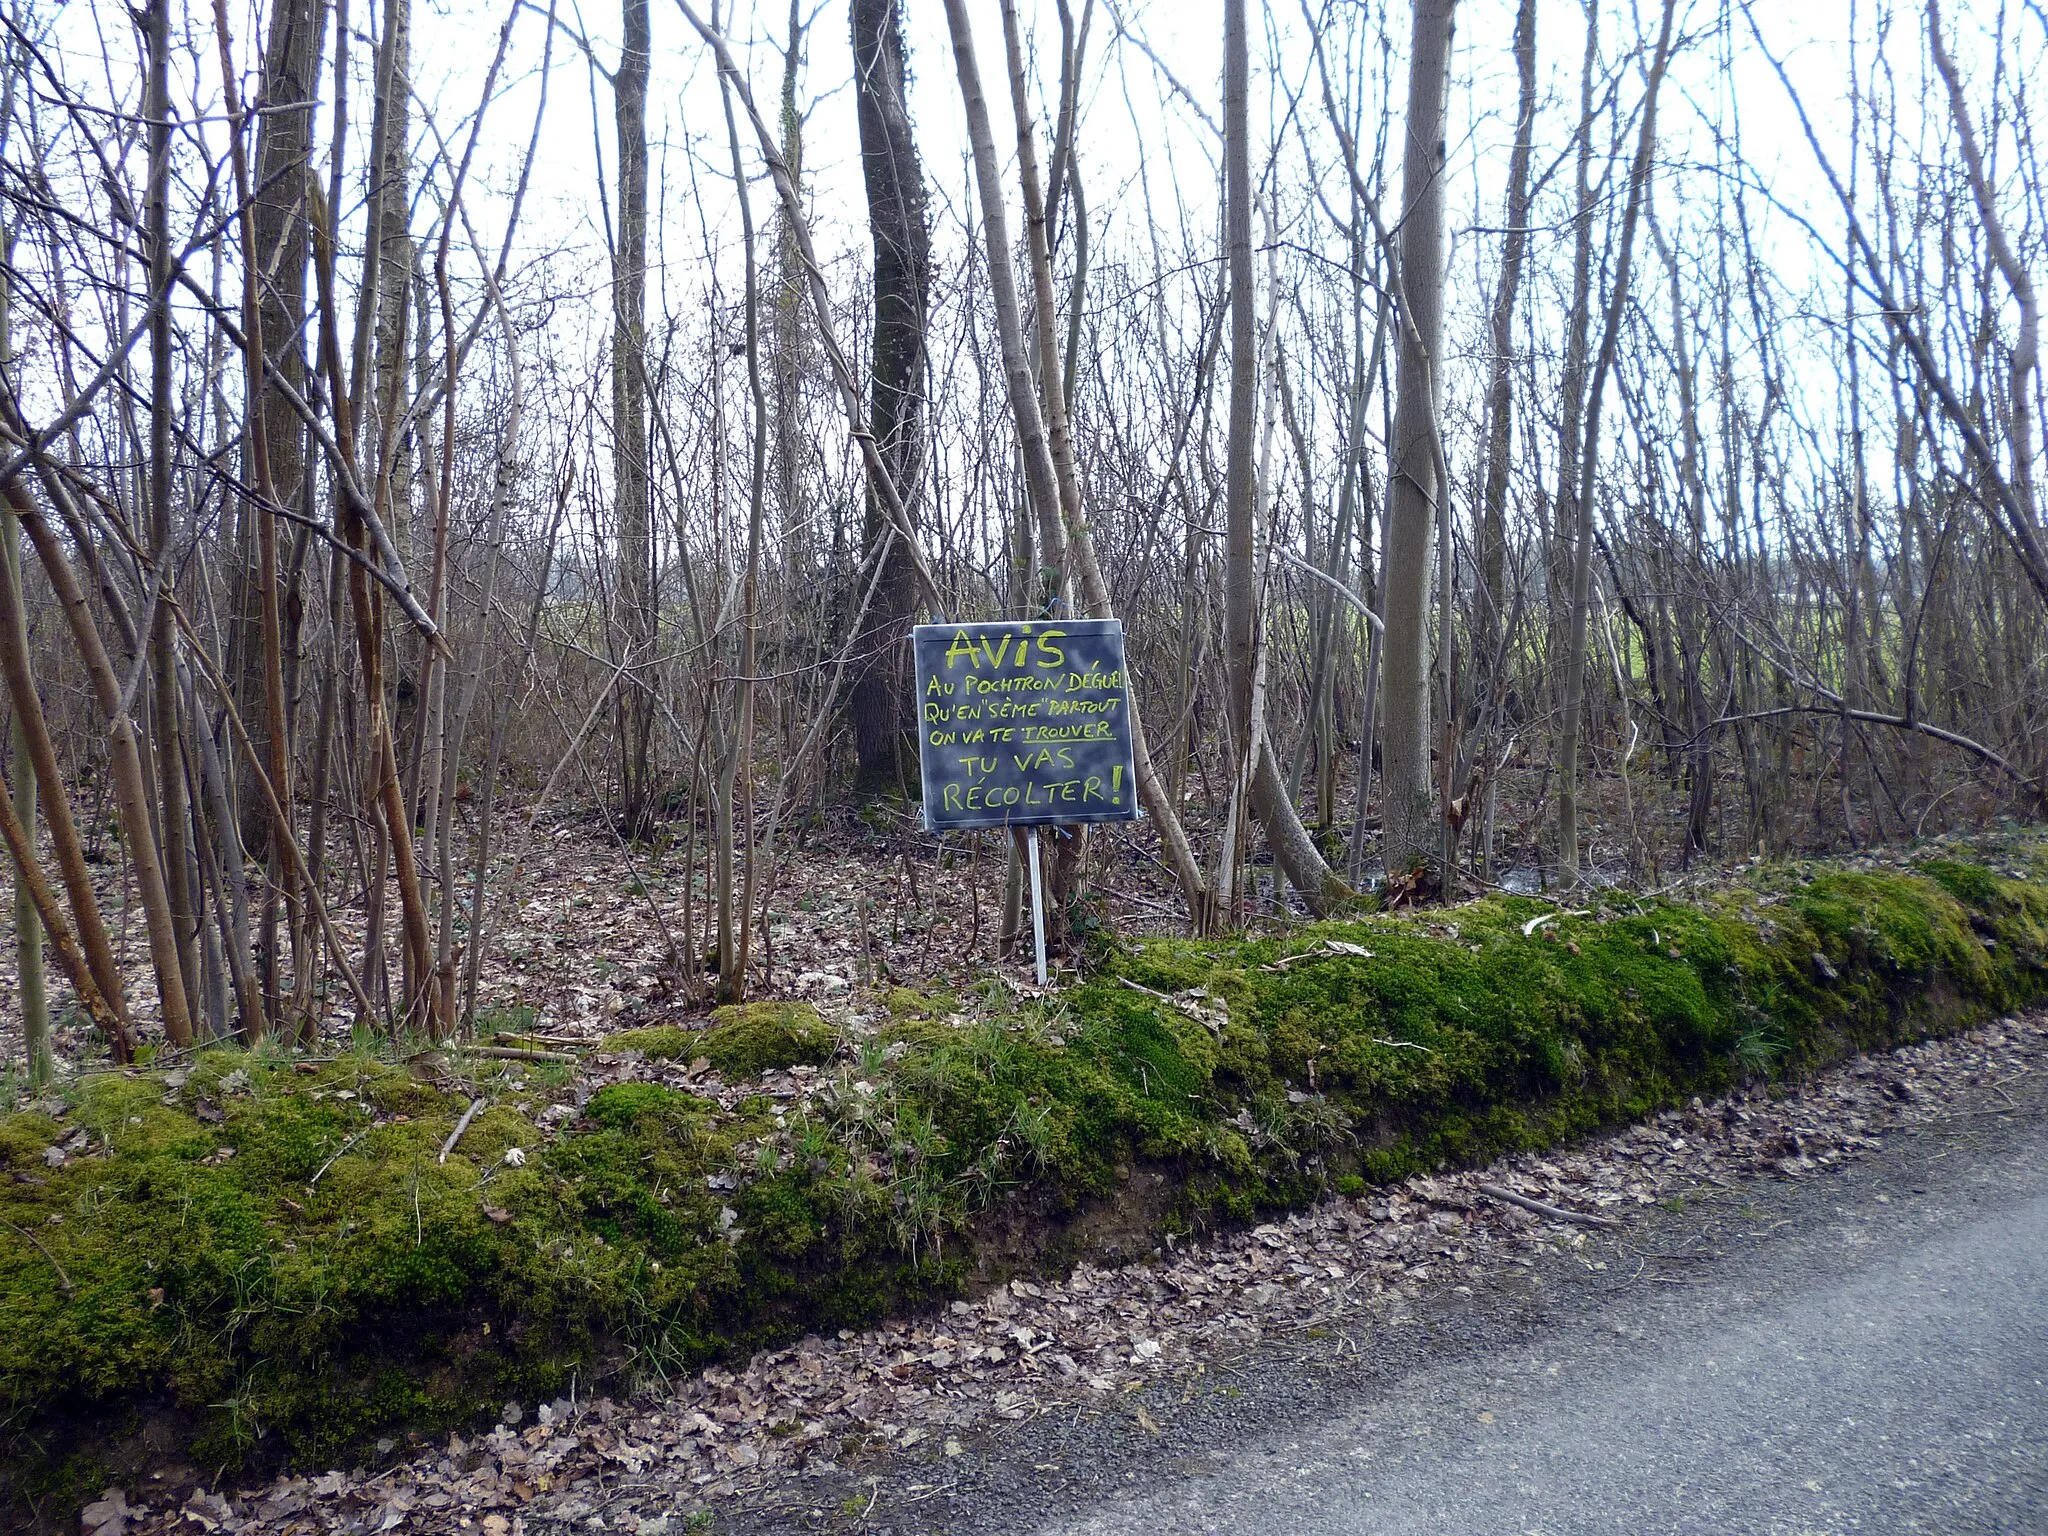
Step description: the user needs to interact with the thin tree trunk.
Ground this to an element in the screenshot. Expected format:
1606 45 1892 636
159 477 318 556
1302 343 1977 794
1221 0 1259 823
1471 0 1535 880
2 480 196 1043
145 0 199 1043
1222 3 1348 913
463 473 567 1031
0 189 47 1080
715 0 769 997
0 750 129 1055
310 181 433 1032
771 0 807 614
1558 0 1677 879
0 509 132 1048
957 0 1065 612
2 497 49 1079
185 662 264 1040
942 0 1211 926
1380 0 1457 884
613 0 655 834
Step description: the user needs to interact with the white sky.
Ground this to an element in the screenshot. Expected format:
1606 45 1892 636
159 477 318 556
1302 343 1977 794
379 0 2014 309
16 0 2043 544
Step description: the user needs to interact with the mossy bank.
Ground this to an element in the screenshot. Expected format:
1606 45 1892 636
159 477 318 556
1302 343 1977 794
7 845 2048 1514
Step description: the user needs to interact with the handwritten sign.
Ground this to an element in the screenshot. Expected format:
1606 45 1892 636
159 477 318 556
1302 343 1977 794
913 619 1142 831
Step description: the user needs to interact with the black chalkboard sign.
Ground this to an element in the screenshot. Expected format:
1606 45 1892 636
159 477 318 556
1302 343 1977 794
913 619 1142 831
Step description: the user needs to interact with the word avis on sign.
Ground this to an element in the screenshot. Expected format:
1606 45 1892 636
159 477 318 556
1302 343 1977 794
913 619 1141 831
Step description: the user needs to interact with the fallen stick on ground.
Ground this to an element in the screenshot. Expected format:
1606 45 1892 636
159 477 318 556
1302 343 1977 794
308 1128 368 1187
439 1097 485 1164
494 1032 595 1049
1 1216 73 1293
1476 1181 1622 1227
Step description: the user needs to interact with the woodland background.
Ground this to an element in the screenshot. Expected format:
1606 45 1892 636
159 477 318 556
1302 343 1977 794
0 0 2043 1075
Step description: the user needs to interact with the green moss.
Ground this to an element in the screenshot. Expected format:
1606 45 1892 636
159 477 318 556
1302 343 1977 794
602 1003 837 1078
585 1081 714 1130
1917 858 2001 909
881 987 959 1020
601 1025 699 1061
696 1002 836 1077
7 848 2047 1511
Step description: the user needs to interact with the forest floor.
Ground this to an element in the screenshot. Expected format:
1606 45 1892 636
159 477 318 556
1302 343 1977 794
2 794 1182 1069
0 759 1815 1073
92 1011 2048 1536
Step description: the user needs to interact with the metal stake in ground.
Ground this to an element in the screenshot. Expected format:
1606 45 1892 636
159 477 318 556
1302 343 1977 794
1026 826 1048 986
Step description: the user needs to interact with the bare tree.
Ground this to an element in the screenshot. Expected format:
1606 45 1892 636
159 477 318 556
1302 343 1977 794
942 0 1211 923
847 0 930 794
1557 0 1677 880
1380 0 1456 886
1222 0 1348 913
614 0 655 833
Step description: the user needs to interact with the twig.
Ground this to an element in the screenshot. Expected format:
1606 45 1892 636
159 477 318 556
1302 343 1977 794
2 1215 74 1293
1476 1181 1621 1228
457 1045 581 1064
309 1128 369 1187
1603 1255 1648 1292
439 1097 485 1164
1520 908 1590 937
492 1032 593 1049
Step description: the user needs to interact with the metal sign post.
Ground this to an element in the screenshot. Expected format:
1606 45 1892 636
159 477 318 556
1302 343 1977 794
1025 828 1048 986
912 618 1142 986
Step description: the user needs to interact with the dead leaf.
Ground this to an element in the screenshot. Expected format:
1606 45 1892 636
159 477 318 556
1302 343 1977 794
80 1488 131 1536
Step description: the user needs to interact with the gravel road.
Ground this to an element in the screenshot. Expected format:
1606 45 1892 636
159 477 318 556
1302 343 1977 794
1039 1129 2048 1534
804 1053 2048 1536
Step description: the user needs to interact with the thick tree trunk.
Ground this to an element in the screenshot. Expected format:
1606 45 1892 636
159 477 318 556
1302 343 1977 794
215 0 306 1038
847 0 930 793
1380 0 1456 884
